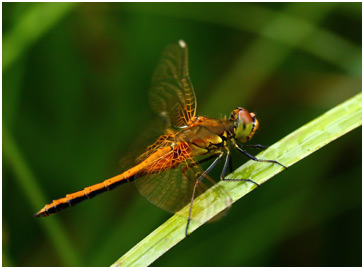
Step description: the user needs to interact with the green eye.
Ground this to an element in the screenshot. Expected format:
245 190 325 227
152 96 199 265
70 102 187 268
236 119 253 141
234 108 258 143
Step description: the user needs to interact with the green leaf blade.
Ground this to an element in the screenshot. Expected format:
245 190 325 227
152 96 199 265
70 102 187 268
3 2 77 71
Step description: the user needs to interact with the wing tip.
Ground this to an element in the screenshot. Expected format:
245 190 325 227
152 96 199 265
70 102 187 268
178 40 186 48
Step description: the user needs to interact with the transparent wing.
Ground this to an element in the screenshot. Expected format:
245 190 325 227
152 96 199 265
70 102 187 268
149 40 197 128
118 118 169 172
135 164 202 213
135 152 232 223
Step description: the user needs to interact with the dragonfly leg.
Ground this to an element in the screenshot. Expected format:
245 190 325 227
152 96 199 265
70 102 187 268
235 144 287 169
240 144 267 149
185 152 224 237
182 154 220 178
228 152 233 174
220 151 260 187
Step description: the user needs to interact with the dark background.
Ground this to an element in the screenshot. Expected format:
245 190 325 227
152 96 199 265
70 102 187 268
3 2 361 266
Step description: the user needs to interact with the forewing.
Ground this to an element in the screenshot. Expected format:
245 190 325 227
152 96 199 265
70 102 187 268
118 118 169 172
149 40 196 128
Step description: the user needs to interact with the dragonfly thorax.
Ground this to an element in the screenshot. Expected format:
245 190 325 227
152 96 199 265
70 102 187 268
229 107 259 143
174 117 230 156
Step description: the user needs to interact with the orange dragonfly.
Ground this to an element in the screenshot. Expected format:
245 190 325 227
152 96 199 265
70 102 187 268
35 40 286 236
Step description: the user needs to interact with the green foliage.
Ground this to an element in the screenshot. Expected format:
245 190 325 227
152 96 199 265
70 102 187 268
3 3 77 70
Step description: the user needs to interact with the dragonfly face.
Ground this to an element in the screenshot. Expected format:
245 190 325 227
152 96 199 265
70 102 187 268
230 107 259 143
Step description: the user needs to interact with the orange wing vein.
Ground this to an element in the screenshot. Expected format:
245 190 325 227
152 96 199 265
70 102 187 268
149 40 197 128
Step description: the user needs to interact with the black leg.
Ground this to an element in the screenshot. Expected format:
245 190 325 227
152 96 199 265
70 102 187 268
228 152 233 174
194 154 221 167
235 144 287 169
220 152 260 187
182 154 220 181
240 144 268 149
186 152 224 237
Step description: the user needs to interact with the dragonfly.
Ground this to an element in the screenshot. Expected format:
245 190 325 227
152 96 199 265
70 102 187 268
34 40 286 236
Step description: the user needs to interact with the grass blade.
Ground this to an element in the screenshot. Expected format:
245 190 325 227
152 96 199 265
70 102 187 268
3 2 77 71
123 3 361 78
3 127 82 266
111 92 361 267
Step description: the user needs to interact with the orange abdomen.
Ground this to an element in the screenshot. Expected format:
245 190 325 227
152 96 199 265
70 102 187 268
34 145 177 217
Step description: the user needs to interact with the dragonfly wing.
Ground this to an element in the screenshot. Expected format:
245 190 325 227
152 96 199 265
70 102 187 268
118 118 172 172
135 164 201 213
149 40 197 128
135 157 232 223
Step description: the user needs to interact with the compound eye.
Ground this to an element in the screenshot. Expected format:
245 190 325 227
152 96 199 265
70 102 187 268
238 109 253 125
235 108 258 143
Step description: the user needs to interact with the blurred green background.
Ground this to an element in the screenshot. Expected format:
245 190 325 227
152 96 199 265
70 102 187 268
3 2 361 267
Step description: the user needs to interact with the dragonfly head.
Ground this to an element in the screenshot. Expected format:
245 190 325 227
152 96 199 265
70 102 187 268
230 107 259 143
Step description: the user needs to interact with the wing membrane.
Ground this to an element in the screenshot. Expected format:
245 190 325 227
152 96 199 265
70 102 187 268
135 149 231 223
135 164 203 213
149 40 197 128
